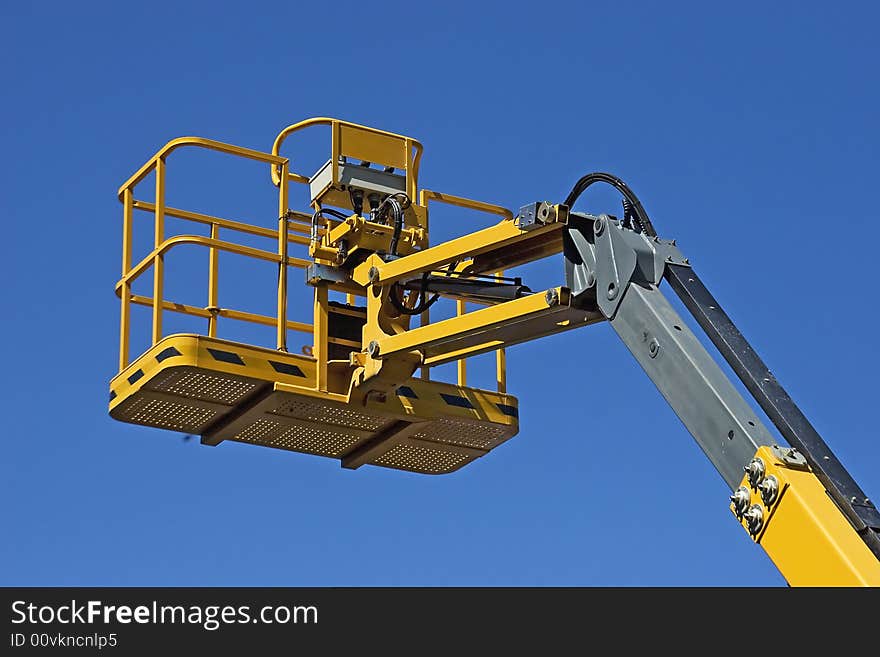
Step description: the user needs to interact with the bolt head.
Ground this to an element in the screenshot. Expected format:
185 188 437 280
746 457 765 488
744 504 764 535
593 218 605 236
730 486 751 517
758 475 779 506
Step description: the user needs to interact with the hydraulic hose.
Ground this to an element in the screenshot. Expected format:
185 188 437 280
564 172 657 237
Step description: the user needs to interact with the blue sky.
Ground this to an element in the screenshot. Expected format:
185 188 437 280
2 1 878 586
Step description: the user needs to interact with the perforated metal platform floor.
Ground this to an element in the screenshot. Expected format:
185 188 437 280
109 335 519 474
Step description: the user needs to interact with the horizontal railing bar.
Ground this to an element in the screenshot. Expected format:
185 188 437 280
326 305 366 318
118 137 287 200
129 295 314 333
220 307 312 333
420 189 513 221
116 235 311 293
330 337 361 348
130 295 212 318
132 200 311 244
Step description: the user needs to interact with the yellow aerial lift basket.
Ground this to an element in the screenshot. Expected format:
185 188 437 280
108 118 552 474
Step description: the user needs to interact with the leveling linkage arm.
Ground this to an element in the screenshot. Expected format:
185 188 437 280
563 196 880 585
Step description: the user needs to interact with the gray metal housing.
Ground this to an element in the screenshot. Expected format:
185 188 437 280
309 159 406 205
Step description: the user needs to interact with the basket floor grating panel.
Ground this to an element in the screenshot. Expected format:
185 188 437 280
114 396 219 434
111 341 517 474
372 443 475 474
270 397 390 432
148 367 260 405
233 418 366 457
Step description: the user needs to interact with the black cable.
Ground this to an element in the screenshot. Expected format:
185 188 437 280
317 207 349 220
310 207 350 245
389 192 412 210
388 272 440 315
564 172 657 237
388 257 454 316
390 193 412 256
373 193 411 256
387 198 404 256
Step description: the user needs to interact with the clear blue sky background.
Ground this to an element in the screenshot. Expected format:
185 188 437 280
2 1 878 587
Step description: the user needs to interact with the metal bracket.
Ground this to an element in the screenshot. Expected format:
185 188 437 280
306 263 349 287
515 201 551 230
770 445 809 469
515 201 567 231
565 212 689 319
593 215 637 318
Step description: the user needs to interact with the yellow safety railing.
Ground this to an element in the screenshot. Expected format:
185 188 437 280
418 189 509 393
115 137 308 372
116 126 508 397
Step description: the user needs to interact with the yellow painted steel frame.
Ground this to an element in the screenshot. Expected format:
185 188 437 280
113 119 524 410
349 203 580 399
111 120 523 475
732 446 880 586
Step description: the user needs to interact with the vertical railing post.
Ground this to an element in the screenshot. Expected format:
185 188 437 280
456 299 467 387
314 284 329 391
404 138 416 201
152 157 166 345
208 222 219 337
419 308 431 381
277 161 290 352
419 189 431 381
495 271 507 394
330 121 339 192
496 344 508 394
119 187 134 371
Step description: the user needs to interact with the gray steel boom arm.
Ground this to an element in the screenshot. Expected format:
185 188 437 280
563 212 880 559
